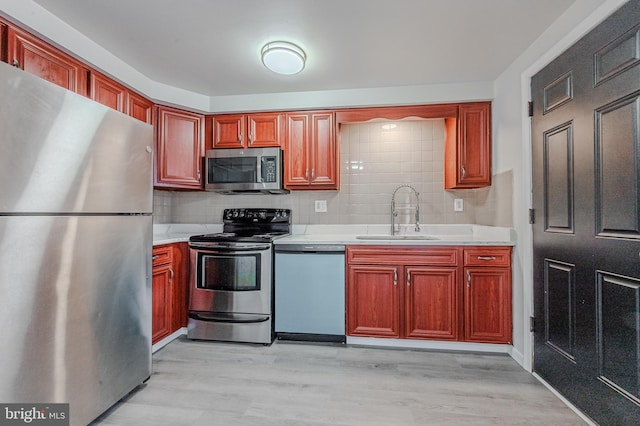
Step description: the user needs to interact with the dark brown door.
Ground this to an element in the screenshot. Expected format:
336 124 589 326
531 1 640 424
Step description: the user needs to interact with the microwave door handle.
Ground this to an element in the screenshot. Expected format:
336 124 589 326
256 157 263 183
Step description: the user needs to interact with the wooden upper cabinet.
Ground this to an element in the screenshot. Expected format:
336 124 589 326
445 102 491 189
90 71 126 112
90 71 153 124
0 19 8 64
7 26 89 96
127 90 153 124
155 105 204 189
212 113 282 148
285 110 338 190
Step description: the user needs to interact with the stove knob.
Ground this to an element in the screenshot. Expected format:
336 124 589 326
232 210 239 217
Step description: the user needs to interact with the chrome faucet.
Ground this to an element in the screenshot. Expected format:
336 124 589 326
391 185 420 235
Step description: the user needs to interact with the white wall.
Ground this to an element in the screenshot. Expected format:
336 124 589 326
492 0 628 368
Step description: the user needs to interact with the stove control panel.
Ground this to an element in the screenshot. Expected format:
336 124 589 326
223 208 290 223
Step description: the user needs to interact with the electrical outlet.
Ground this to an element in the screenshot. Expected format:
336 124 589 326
454 199 464 212
315 200 327 212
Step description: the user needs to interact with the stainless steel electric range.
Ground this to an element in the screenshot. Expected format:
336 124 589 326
187 208 291 344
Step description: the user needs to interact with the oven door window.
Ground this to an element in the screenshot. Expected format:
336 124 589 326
208 157 257 183
198 253 260 291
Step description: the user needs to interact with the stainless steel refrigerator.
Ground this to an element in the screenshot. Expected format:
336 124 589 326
0 62 153 425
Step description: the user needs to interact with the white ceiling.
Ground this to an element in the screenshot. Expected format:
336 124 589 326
31 0 576 97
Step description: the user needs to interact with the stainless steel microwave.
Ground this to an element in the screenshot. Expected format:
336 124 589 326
204 147 288 194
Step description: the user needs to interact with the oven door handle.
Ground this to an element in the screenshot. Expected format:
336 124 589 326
188 242 271 251
189 312 270 323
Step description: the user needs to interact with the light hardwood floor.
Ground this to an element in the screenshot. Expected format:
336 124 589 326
92 337 586 425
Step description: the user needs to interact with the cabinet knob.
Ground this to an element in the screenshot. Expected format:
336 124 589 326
12 59 20 68
238 132 242 142
393 269 398 286
248 132 254 144
152 255 159 261
466 270 471 287
407 269 411 286
169 268 174 280
461 165 466 179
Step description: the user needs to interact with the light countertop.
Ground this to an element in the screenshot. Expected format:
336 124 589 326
274 224 515 246
154 223 515 246
153 223 222 245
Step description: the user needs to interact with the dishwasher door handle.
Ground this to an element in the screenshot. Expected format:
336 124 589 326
275 244 346 253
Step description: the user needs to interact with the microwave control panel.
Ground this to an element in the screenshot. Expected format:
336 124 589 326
261 156 277 182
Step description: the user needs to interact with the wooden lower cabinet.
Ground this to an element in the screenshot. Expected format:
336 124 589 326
405 266 460 340
347 265 401 337
463 247 512 343
346 245 511 344
346 246 461 340
152 261 173 343
152 243 189 344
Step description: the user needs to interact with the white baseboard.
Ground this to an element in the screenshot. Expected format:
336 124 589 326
508 345 525 368
152 327 187 354
346 336 510 354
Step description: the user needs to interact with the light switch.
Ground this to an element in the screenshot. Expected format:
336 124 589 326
454 199 464 212
315 200 327 212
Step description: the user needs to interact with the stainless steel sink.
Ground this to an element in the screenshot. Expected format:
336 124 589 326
355 235 439 240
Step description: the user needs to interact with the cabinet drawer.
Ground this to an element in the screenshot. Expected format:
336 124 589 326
463 247 511 267
347 246 460 266
152 245 173 266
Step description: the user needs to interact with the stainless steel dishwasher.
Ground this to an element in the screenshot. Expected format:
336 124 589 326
274 244 346 343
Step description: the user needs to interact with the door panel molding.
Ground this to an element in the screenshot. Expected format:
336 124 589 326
544 259 576 362
596 271 640 405
543 122 575 233
595 92 640 238
543 71 574 114
594 24 640 86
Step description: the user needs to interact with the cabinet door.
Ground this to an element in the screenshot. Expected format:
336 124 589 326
0 20 7 63
155 106 204 189
285 111 338 189
309 112 338 187
212 114 245 148
284 113 310 185
8 27 88 96
405 266 460 340
445 102 491 189
171 242 189 329
464 267 511 343
152 263 173 344
90 72 126 112
248 113 281 147
347 265 400 338
127 90 153 124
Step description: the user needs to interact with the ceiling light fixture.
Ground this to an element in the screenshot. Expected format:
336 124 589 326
261 41 306 75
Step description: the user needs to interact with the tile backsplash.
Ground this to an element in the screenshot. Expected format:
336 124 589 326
154 119 512 227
